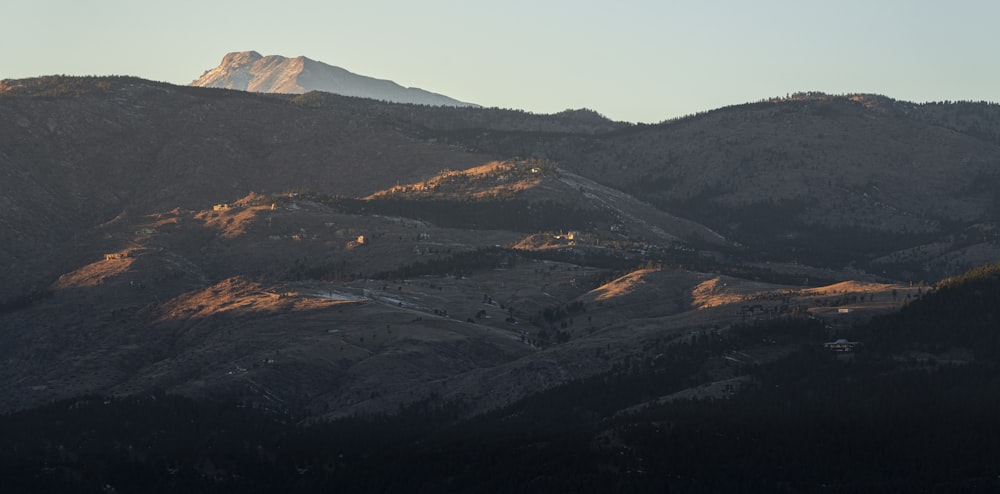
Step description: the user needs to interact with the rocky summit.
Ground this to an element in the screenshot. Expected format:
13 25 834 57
190 51 477 107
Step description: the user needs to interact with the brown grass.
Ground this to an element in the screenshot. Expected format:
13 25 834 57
52 255 136 289
366 161 543 200
799 280 898 295
195 205 268 239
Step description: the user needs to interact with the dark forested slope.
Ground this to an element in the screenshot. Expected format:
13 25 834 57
4 261 1000 493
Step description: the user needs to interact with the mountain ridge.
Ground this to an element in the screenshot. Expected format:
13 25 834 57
3 75 1000 421
3 71 1000 492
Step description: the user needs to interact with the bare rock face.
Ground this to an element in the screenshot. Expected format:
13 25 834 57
191 51 477 107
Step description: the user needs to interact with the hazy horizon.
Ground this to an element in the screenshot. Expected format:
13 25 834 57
5 0 999 123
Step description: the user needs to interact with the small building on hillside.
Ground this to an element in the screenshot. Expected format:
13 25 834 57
213 203 231 211
553 231 578 242
346 235 367 250
104 252 129 261
824 339 861 353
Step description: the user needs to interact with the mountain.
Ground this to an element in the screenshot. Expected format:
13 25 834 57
2 75 1000 423
5 76 1000 490
190 51 477 107
428 93 1000 277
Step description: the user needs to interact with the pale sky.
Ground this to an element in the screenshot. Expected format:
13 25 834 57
3 0 998 123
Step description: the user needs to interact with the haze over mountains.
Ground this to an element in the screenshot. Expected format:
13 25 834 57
190 51 477 107
2 69 1000 491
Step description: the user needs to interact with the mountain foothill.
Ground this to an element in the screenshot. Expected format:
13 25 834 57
2 60 1000 492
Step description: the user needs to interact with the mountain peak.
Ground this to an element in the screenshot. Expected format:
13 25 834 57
220 50 263 65
191 51 477 107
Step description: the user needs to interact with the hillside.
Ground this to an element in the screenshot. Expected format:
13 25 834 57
191 51 477 107
0 76 491 305
3 262 998 493
417 93 1000 278
2 76 1000 423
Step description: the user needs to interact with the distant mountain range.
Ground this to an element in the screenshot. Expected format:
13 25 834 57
190 51 477 107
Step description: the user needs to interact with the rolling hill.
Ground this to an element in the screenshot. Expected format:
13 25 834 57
2 75 999 423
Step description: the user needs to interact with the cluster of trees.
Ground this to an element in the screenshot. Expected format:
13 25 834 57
372 247 517 280
847 260 1000 359
525 301 589 346
0 75 140 98
253 188 612 234
331 196 610 233
648 194 944 275
285 247 518 282
287 91 624 136
0 288 53 314
286 258 356 282
911 100 1000 146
